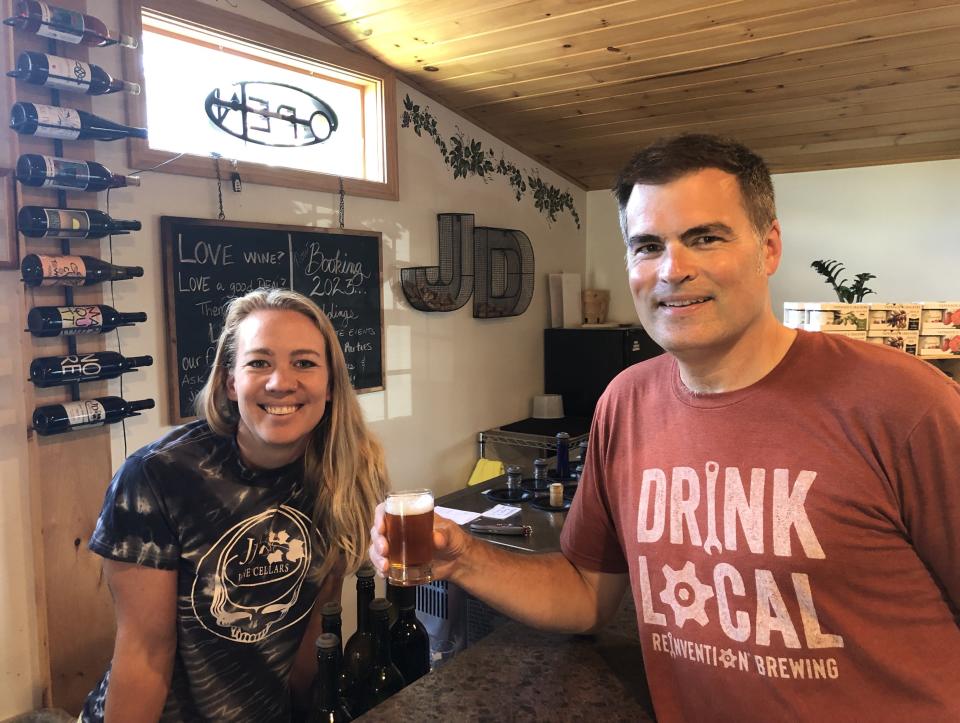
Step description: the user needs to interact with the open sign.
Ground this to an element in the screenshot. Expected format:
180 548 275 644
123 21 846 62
204 81 338 147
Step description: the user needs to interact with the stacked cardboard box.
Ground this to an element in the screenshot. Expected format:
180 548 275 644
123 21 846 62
917 301 960 357
782 302 960 357
782 302 867 341
865 303 921 355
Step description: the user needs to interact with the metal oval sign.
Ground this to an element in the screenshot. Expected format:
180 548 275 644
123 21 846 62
204 81 339 147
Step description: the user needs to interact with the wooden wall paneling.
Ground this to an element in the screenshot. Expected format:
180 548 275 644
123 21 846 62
8 0 118 711
516 61 960 156
534 76 960 169
467 26 960 120
486 32 960 134
431 4 960 104
374 0 847 76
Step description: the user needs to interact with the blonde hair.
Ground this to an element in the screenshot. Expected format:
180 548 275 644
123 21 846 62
195 288 389 575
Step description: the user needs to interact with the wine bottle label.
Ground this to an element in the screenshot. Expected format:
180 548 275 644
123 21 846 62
62 400 106 428
42 209 91 237
44 56 93 91
39 255 87 286
36 4 86 43
41 157 91 190
59 353 104 379
33 105 82 140
58 305 103 334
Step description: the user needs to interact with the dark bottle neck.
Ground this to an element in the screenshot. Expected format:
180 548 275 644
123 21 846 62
125 355 153 370
372 613 393 665
356 580 374 628
322 617 342 639
117 311 147 325
125 399 155 413
318 649 340 708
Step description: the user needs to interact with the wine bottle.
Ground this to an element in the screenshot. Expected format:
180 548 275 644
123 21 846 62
18 206 141 239
342 564 376 714
359 598 404 711
27 304 146 337
4 1 137 48
30 351 153 388
321 602 343 652
310 634 352 723
320 601 354 709
22 254 143 287
389 585 430 687
10 102 147 142
555 431 571 479
32 396 154 436
17 154 140 192
8 51 141 96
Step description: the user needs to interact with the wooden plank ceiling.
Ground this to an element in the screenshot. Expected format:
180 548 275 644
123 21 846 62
265 0 960 189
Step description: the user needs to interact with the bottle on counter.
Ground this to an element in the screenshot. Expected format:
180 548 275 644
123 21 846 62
389 585 430 687
384 583 399 629
27 304 146 337
342 563 376 712
574 439 588 480
321 600 350 703
21 253 143 287
10 102 147 141
8 51 140 95
555 432 571 479
17 154 140 192
505 464 523 492
532 458 549 490
18 206 141 239
32 396 154 436
321 601 343 653
309 633 352 723
4 1 138 48
359 598 404 711
30 351 152 387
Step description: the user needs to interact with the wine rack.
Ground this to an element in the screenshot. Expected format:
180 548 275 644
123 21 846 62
3 0 148 711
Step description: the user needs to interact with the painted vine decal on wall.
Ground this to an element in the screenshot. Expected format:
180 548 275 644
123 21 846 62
402 94 581 228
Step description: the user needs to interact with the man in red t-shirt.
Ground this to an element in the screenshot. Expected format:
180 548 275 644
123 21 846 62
370 134 960 720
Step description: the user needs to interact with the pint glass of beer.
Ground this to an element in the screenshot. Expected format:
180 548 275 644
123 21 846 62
385 489 435 586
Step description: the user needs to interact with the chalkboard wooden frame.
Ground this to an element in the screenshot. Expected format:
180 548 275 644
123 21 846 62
161 216 384 424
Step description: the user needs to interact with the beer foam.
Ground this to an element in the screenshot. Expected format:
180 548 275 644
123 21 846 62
385 491 433 515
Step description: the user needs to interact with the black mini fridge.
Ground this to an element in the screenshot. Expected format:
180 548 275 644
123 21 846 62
544 326 663 418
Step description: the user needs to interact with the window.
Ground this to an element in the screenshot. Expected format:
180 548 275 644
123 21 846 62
120 0 398 200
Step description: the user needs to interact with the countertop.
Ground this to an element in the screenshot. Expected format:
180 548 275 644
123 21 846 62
358 596 655 722
435 474 570 554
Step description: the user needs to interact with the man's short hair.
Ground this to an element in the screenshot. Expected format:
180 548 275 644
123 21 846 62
612 134 776 239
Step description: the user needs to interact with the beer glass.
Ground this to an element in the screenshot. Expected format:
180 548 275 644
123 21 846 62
385 489 434 586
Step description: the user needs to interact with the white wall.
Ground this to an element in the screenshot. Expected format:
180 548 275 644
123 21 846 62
0 0 585 715
586 159 960 326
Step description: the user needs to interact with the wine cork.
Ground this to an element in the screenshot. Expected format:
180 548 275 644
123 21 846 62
549 482 563 507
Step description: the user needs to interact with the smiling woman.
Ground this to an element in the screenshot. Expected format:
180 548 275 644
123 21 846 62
79 289 389 722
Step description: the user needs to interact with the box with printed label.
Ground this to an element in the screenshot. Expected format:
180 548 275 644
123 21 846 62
867 303 921 334
867 332 919 355
782 302 806 329
919 333 960 357
803 303 868 332
918 302 960 334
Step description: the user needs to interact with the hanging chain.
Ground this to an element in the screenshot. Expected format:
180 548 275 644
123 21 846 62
212 153 225 220
338 177 345 229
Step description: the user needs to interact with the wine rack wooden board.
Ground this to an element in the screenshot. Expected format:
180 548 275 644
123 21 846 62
4 0 119 713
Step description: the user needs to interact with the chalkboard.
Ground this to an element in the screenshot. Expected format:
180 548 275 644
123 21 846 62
161 217 383 423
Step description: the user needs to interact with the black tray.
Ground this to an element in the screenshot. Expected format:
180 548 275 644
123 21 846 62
484 487 533 504
529 497 572 512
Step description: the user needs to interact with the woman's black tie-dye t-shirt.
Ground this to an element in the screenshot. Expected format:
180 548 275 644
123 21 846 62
81 420 323 722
